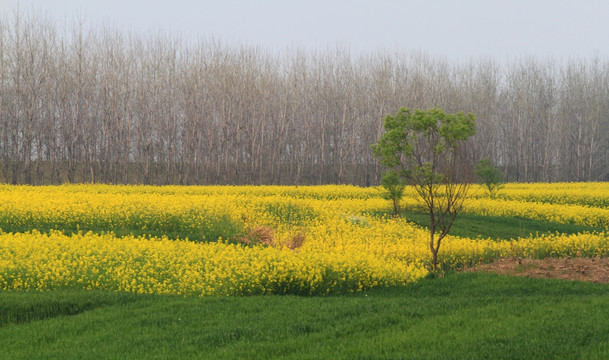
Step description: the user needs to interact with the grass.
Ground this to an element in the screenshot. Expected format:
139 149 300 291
397 209 604 240
2 273 609 359
0 212 244 243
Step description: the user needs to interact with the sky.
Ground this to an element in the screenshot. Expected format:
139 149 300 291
1 0 608 62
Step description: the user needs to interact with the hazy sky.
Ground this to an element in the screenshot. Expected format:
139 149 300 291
2 0 608 61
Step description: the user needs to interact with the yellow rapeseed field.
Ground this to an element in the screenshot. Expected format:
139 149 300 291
0 183 608 296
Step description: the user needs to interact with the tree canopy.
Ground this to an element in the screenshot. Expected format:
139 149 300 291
371 107 476 271
475 158 504 198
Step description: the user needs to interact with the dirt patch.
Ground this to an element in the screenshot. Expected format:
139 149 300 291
465 257 609 283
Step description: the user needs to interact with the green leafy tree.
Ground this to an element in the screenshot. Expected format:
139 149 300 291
380 170 407 216
371 107 476 271
475 158 504 198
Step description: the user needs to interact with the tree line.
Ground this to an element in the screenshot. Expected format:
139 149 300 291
1 12 608 185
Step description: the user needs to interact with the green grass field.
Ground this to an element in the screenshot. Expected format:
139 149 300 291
2 273 608 359
398 209 605 240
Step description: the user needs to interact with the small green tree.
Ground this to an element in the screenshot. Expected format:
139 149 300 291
371 107 476 271
380 170 406 216
475 158 504 198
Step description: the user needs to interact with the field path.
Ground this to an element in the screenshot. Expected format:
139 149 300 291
466 257 609 283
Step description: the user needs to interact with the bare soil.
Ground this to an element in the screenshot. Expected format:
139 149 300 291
465 257 609 283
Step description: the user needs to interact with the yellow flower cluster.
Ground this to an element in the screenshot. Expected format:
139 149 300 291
400 183 609 228
492 182 609 208
0 183 606 296
461 198 609 227
0 184 386 237
0 230 422 296
440 231 609 269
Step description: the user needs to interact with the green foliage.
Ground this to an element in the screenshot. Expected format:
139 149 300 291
475 158 504 198
370 107 476 178
380 170 406 216
371 107 476 271
2 275 609 359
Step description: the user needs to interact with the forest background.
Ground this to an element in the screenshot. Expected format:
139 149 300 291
1 13 608 186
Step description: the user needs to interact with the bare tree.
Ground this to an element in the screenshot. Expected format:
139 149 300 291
1 11 609 186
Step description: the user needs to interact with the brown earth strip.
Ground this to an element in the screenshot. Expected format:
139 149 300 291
464 257 609 283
